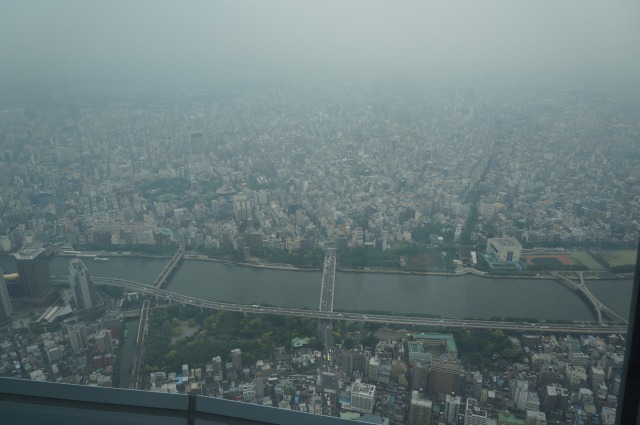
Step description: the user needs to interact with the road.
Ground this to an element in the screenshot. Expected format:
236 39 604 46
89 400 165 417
318 249 337 355
129 299 150 390
153 242 184 289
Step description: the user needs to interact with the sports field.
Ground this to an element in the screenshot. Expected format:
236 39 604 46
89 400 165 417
522 254 577 269
521 250 607 271
407 251 446 271
569 250 606 271
599 250 637 268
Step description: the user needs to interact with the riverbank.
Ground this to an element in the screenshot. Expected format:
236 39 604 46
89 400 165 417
58 252 172 260
182 254 621 280
55 251 619 281
48 254 628 321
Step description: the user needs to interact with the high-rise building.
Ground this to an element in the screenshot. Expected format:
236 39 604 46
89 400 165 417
368 356 380 383
590 366 605 388
409 391 432 425
190 113 205 130
189 131 206 156
353 350 368 375
45 345 64 365
350 382 376 414
188 113 207 157
511 379 529 411
541 384 568 414
95 329 113 354
444 394 462 425
14 247 55 306
233 194 252 221
343 349 368 381
342 349 354 379
212 356 223 375
464 397 488 425
231 348 242 372
67 322 88 354
69 259 101 311
242 382 256 402
429 358 462 396
412 361 429 391
0 277 13 322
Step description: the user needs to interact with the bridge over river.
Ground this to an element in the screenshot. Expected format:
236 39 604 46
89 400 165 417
551 271 628 325
51 275 627 335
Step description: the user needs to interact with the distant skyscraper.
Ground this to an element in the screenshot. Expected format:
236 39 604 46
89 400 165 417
190 114 206 132
67 322 89 354
189 131 206 156
188 114 207 157
68 259 101 311
14 247 55 306
0 277 13 322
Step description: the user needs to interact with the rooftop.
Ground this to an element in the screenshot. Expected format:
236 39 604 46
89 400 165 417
408 341 424 354
412 333 458 353
352 383 376 396
13 247 45 261
488 237 522 248
411 398 432 408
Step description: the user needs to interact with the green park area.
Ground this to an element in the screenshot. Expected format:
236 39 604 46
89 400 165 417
597 250 637 273
139 177 190 200
569 250 607 271
406 251 447 271
143 304 381 375
144 304 323 374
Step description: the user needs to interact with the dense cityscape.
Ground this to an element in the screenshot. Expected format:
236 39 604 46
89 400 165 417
0 81 638 255
0 78 637 425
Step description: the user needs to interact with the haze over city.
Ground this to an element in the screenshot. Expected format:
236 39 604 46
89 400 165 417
1 1 639 87
0 2 639 425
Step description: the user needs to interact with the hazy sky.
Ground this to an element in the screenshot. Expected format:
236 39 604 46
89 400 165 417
1 1 639 86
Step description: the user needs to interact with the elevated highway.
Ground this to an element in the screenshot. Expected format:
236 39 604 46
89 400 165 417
318 248 337 354
56 276 628 335
130 300 150 390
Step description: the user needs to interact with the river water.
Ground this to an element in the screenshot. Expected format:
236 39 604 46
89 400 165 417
40 257 634 321
0 255 632 321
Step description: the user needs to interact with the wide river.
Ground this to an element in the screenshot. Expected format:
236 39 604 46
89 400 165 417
28 256 629 322
0 255 632 321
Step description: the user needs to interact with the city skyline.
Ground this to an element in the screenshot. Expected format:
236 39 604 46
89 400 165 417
0 1 638 423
